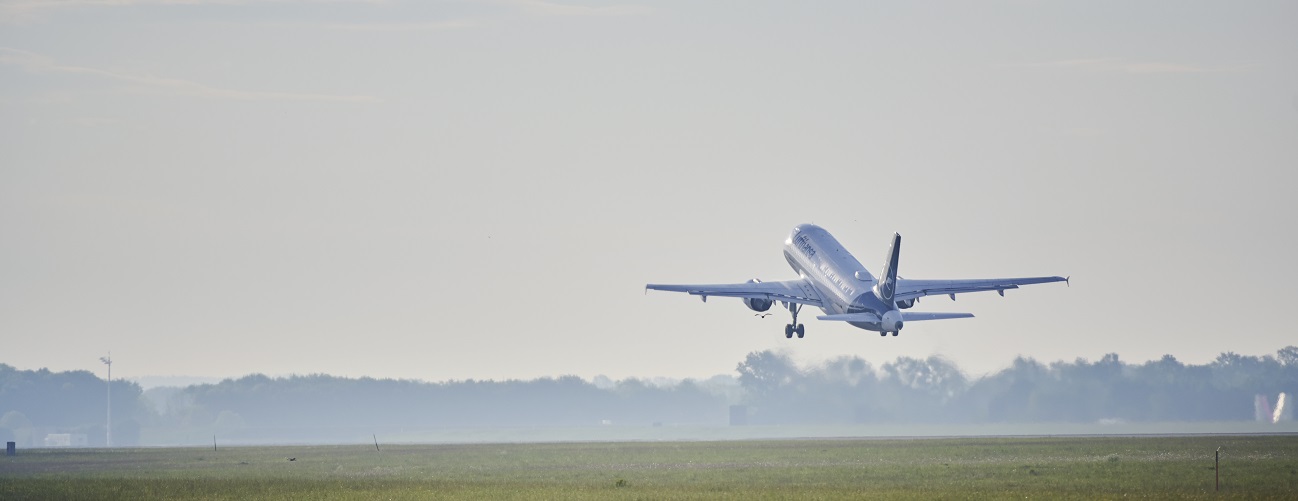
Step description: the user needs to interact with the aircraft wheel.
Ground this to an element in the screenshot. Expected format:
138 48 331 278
879 332 887 337
891 331 899 337
784 324 793 338
795 324 805 338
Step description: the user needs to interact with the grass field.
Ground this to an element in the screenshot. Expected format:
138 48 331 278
3 435 1296 499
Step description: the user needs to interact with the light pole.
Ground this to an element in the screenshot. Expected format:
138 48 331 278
99 354 111 448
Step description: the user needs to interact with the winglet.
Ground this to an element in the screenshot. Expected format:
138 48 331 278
1066 276 1070 287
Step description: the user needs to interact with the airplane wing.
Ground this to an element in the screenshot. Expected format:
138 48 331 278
899 311 974 321
817 313 880 322
894 276 1066 301
817 312 974 322
645 279 824 307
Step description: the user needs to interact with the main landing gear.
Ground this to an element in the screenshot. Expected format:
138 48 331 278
784 302 805 339
879 331 899 337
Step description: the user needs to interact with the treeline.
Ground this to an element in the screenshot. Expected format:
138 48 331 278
2 346 1295 446
0 365 144 446
736 347 1298 424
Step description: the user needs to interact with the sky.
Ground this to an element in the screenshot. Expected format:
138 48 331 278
2 0 1296 385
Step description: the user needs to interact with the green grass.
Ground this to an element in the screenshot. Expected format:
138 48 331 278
3 435 1296 499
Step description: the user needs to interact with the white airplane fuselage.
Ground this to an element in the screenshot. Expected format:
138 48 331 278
782 224 895 331
646 224 1064 337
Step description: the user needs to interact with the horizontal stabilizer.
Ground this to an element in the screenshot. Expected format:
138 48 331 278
817 312 881 323
818 312 973 323
901 312 974 321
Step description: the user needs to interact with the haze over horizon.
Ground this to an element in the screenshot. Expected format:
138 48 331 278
3 1 1295 383
9 342 1298 393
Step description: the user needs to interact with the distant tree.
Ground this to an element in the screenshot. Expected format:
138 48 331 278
880 356 966 398
967 356 1047 422
1212 351 1265 392
14 345 1298 438
0 367 142 432
112 419 141 446
214 410 247 430
736 351 799 400
1277 346 1298 367
875 356 968 423
767 358 859 424
812 357 880 423
0 410 32 430
0 410 33 447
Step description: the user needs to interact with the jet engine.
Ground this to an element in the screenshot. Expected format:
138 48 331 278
881 309 903 333
744 297 773 312
895 298 916 309
743 279 772 312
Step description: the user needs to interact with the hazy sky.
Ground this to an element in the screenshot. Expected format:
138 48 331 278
3 0 1295 384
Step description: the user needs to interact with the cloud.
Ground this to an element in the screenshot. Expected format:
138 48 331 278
0 47 381 103
1010 58 1246 75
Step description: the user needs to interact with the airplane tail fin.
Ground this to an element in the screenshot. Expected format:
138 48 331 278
873 233 900 303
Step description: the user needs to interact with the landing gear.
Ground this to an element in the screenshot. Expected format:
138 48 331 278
891 331 899 337
784 302 805 339
880 331 900 337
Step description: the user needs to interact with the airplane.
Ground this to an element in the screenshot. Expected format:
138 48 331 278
646 224 1067 338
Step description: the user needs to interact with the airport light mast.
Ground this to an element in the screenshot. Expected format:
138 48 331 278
99 354 111 448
